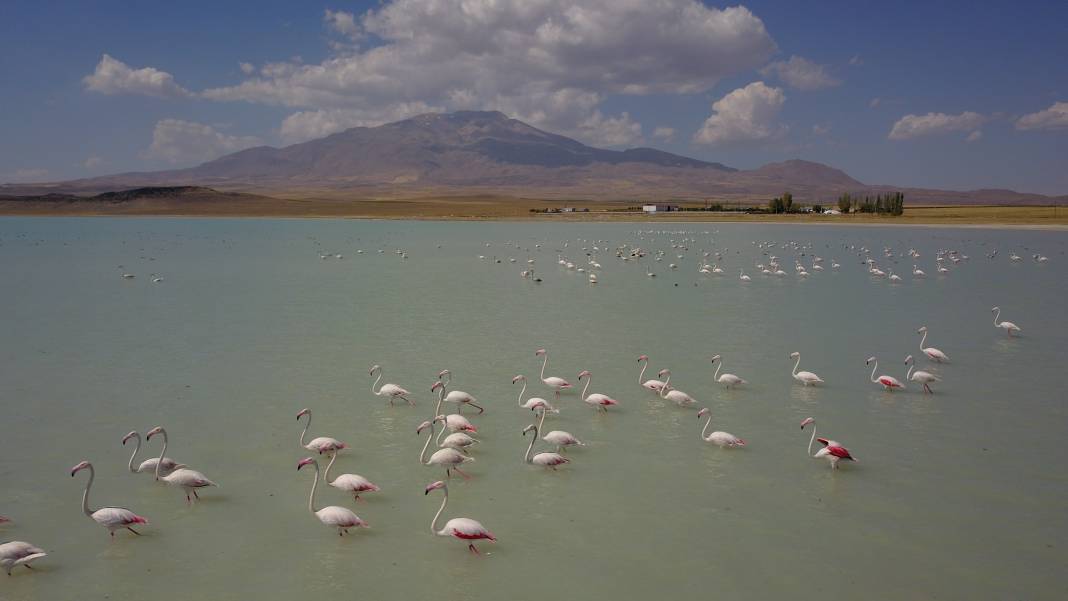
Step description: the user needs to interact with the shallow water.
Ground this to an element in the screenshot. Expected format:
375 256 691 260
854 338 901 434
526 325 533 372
0 218 1066 600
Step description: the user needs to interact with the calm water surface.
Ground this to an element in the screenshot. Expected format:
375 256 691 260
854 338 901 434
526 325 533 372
1 218 1066 600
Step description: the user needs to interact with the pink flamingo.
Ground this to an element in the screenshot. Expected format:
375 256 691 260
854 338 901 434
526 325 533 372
917 326 950 362
425 480 495 554
535 349 571 399
577 370 619 412
657 369 698 406
522 424 570 469
297 457 368 535
436 370 485 413
534 404 584 453
431 382 478 434
991 307 1021 336
697 408 745 447
70 461 149 537
0 541 47 575
637 355 667 392
323 451 380 502
418 416 474 479
122 431 185 477
789 352 824 386
513 375 557 412
369 364 414 405
296 408 348 454
800 418 856 470
0 516 8 524
905 355 940 394
866 357 903 391
710 355 747 388
146 427 218 503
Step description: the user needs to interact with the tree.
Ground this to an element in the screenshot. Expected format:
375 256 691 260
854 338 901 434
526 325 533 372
783 192 793 213
837 193 852 213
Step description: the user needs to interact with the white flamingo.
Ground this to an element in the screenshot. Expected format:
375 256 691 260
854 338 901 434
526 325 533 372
369 364 414 406
146 427 217 503
913 265 925 277
905 355 940 394
424 480 495 554
522 424 570 469
323 451 380 502
800 418 856 470
296 457 368 535
697 408 745 447
418 416 474 479
866 357 904 391
991 307 1021 336
577 370 619 411
70 461 148 537
637 355 667 392
534 405 584 453
431 382 478 434
436 370 485 414
0 542 47 575
657 369 697 406
917 326 950 362
535 349 571 399
121 431 185 477
739 269 751 282
296 408 348 454
711 355 747 388
790 352 824 386
512 375 557 412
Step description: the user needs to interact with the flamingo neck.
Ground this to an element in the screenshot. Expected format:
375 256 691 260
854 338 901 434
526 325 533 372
515 379 527 406
659 374 671 398
436 419 447 445
80 463 95 517
870 360 879 383
537 407 546 432
324 452 337 484
919 330 928 351
539 353 548 381
907 363 914 381
433 386 444 417
714 361 722 380
792 355 801 377
993 309 1001 325
638 360 647 385
430 485 448 536
307 460 320 514
154 430 169 480
701 413 713 440
807 425 816 456
299 413 311 447
420 419 436 464
524 425 539 463
126 434 141 473
579 375 590 399
371 371 383 395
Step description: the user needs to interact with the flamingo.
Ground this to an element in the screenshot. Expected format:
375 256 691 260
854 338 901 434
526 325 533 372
436 370 485 414
710 355 747 388
535 349 571 399
800 417 856 470
0 542 47 575
323 451 380 502
790 352 824 386
146 427 217 502
867 357 904 391
121 431 185 477
577 370 619 412
0 516 8 524
696 408 745 447
431 382 478 434
296 458 368 535
917 326 950 362
637 355 667 392
369 364 414 406
905 355 940 394
522 424 570 469
991 307 1021 336
657 369 697 406
913 265 925 277
417 417 474 479
296 409 348 455
512 375 557 412
70 461 148 537
739 269 751 282
534 405 584 453
424 480 495 554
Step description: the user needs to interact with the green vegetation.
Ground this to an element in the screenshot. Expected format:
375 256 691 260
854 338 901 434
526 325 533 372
837 192 905 216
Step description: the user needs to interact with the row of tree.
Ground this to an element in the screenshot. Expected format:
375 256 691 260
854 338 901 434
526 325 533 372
837 192 905 215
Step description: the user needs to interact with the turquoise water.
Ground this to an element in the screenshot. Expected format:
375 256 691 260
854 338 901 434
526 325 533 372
1 218 1066 600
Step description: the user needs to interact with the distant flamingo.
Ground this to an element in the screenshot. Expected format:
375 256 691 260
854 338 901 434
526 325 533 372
917 326 950 362
146 427 217 503
431 382 477 434
369 364 414 406
522 424 570 469
296 457 368 535
739 269 751 281
425 480 495 554
323 451 380 502
296 408 348 454
0 516 8 524
70 461 148 537
800 418 856 470
534 404 584 453
697 408 745 447
577 370 619 411
512 375 557 412
0 541 47 575
657 369 697 406
790 352 824 386
866 357 904 391
437 370 485 414
417 416 473 479
122 431 185 477
535 349 571 399
905 355 940 394
711 355 747 388
637 355 667 392
991 307 1021 336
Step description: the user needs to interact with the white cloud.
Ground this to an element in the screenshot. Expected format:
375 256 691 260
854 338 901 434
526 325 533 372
2 168 49 183
1015 101 1068 131
812 124 830 136
83 155 105 169
83 54 190 98
279 103 441 143
760 56 839 91
652 126 676 141
574 111 643 147
324 9 361 40
888 111 986 140
849 54 863 66
239 62 255 75
146 119 262 164
694 81 786 145
869 97 881 108
966 130 982 143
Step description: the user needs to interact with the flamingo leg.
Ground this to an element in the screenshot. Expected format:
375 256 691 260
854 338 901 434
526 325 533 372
468 543 480 555
193 489 200 500
126 527 141 535
454 467 472 480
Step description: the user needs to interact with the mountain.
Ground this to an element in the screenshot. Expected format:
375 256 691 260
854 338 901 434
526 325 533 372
2 111 1058 204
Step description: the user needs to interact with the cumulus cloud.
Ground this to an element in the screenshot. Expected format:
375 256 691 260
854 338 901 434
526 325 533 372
652 126 676 141
849 54 863 66
869 97 881 109
888 111 986 140
83 54 190 98
200 0 776 145
239 62 255 75
966 130 982 143
1015 101 1068 131
694 81 786 145
279 102 442 143
760 56 839 91
146 119 262 164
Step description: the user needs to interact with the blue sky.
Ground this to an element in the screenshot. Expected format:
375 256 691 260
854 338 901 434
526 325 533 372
1 0 1066 194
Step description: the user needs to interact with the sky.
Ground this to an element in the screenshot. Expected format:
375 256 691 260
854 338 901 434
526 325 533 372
1 0 1066 194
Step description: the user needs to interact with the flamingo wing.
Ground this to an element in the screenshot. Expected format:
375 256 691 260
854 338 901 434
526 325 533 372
827 446 855 460
316 506 367 529
444 518 495 541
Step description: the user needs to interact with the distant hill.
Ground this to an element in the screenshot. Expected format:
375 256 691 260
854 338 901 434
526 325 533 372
3 111 1061 205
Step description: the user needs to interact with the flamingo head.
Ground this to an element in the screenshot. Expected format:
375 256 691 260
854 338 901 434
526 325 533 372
416 420 432 434
437 369 451 381
800 417 815 430
296 457 316 471
296 408 311 420
522 424 537 436
790 351 800 359
424 480 446 495
535 349 546 356
637 354 649 362
905 355 914 365
917 326 927 333
710 354 721 362
368 364 381 375
865 356 876 365
121 431 139 445
431 381 445 393
433 414 448 423
70 460 91 476
578 370 591 379
697 408 710 418
511 375 525 384
657 369 670 377
991 306 999 312
145 426 164 440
